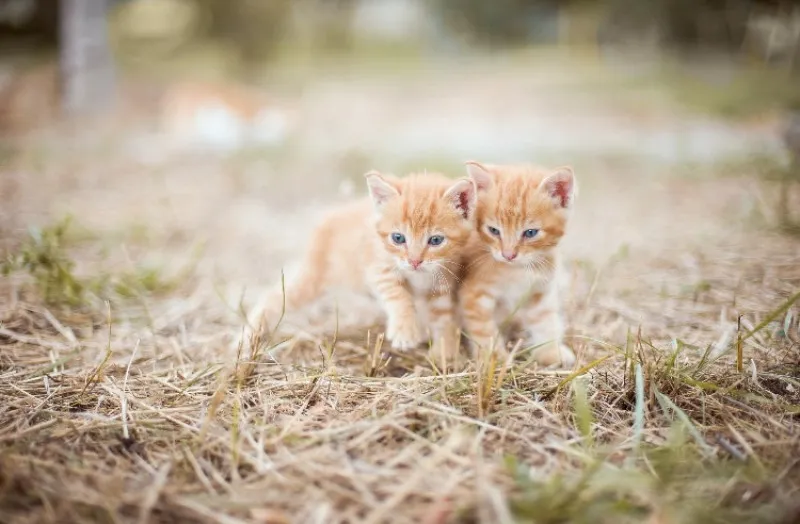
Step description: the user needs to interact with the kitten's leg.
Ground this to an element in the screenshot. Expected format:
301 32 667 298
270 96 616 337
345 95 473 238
256 276 318 330
426 290 462 367
370 268 422 350
232 280 299 353
516 291 575 367
459 278 505 357
234 273 318 354
254 229 331 332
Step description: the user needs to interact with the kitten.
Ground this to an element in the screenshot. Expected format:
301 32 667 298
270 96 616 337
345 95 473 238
160 81 289 150
254 171 477 360
458 161 577 367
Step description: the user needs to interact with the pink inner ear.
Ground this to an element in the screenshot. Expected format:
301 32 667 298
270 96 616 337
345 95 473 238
366 175 399 206
549 178 572 208
456 190 471 219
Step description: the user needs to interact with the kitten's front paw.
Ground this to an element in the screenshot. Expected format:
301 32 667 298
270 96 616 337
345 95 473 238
471 335 507 358
531 343 576 368
428 329 463 368
387 319 424 350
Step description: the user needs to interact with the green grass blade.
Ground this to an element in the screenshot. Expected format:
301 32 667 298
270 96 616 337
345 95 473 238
548 354 613 396
573 378 594 446
741 290 800 341
632 363 645 450
654 388 713 456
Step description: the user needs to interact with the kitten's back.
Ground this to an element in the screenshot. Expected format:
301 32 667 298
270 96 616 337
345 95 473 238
250 171 471 332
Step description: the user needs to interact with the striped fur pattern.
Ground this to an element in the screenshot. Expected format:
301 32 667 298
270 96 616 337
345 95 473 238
458 161 577 367
259 171 477 360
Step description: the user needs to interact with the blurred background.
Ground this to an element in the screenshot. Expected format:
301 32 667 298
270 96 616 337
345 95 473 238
1 0 799 322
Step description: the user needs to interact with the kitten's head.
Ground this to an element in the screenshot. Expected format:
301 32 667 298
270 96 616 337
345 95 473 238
465 161 575 266
365 171 477 273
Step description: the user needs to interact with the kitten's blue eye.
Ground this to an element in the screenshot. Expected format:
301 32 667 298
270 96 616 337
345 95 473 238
391 232 406 244
522 229 539 239
428 235 445 246
487 226 501 236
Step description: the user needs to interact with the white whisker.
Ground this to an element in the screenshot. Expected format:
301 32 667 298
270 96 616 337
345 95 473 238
432 270 450 295
432 261 461 283
465 250 492 270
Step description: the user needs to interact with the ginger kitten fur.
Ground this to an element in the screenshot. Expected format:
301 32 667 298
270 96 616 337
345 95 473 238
459 161 577 367
256 171 477 360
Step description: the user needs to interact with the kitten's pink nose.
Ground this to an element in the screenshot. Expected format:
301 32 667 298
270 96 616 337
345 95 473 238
409 259 422 270
502 251 517 261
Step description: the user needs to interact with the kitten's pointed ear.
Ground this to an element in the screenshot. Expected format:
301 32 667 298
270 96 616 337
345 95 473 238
540 166 575 208
365 171 399 208
465 161 493 191
443 177 477 220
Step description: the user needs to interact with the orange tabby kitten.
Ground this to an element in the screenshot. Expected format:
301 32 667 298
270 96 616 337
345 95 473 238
255 171 477 359
160 80 289 150
458 161 577 367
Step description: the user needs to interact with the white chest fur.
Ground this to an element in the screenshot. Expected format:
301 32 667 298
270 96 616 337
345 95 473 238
501 265 543 293
403 269 438 296
494 265 562 318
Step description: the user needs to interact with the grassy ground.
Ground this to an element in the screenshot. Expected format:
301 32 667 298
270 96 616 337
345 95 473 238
1 52 799 523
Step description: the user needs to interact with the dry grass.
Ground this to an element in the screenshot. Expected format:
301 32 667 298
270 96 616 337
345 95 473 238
1 56 799 523
2 174 799 524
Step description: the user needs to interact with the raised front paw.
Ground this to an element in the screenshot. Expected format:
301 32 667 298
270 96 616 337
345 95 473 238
469 334 508 360
428 327 462 367
530 342 576 368
470 333 506 352
387 318 424 350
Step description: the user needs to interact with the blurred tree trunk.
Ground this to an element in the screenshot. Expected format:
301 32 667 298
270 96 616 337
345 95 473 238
561 2 603 50
59 0 115 115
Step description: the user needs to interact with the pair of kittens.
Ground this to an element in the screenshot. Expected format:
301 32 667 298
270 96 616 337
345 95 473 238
254 161 576 368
